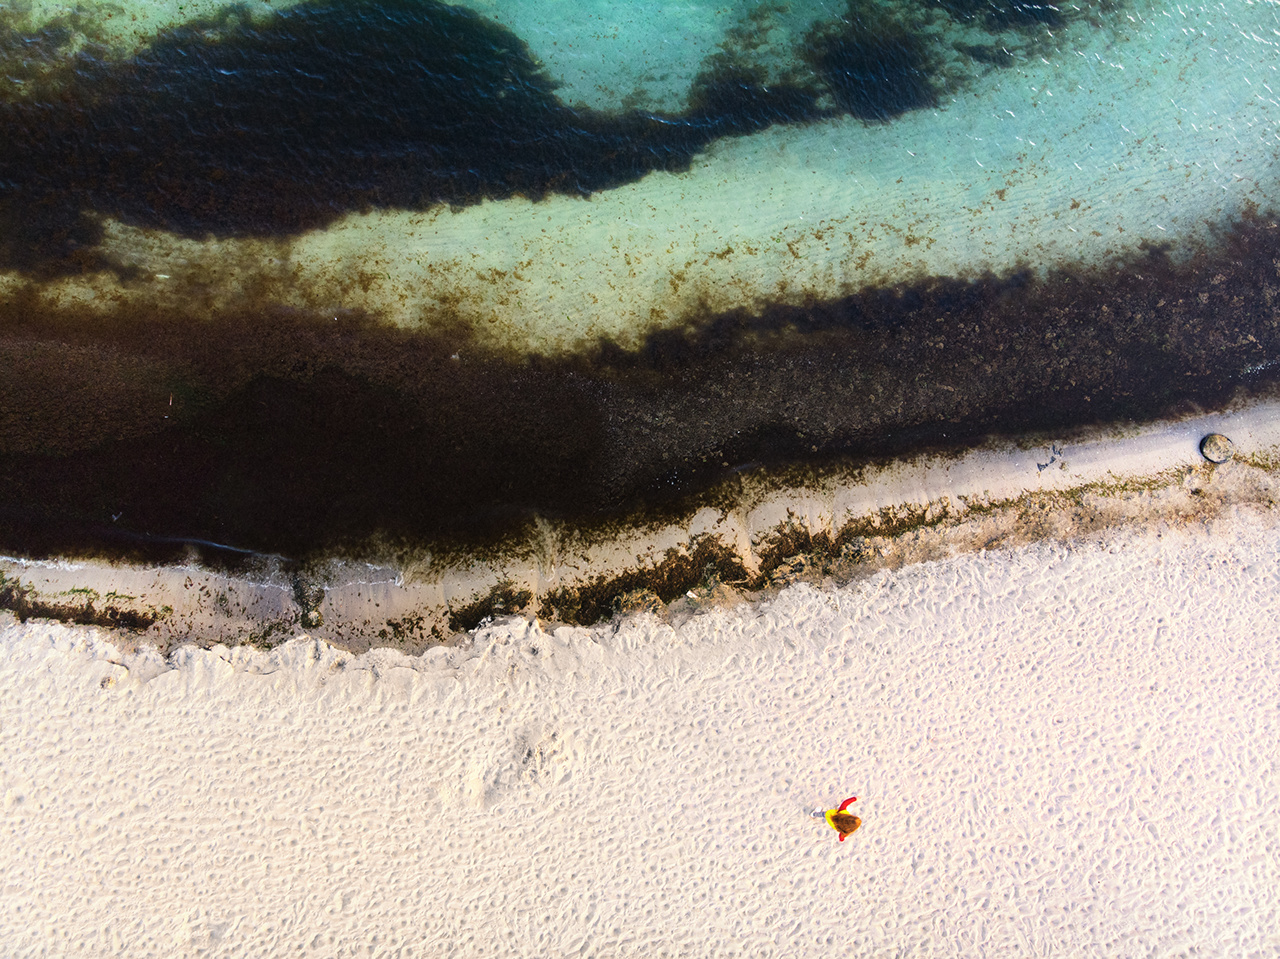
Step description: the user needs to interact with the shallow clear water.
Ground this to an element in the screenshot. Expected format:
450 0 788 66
1 0 1279 568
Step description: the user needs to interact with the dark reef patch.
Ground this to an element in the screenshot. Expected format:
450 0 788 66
2 216 1279 568
0 0 828 260
954 42 1016 67
931 0 1065 30
803 11 939 121
0 0 1079 266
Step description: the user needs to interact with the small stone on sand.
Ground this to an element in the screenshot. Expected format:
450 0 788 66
1200 433 1234 463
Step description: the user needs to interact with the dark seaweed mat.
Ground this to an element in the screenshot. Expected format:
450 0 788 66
0 0 1007 266
0 0 827 256
3 223 1279 567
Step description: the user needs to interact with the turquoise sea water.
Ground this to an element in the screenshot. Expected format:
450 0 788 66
1 0 1279 568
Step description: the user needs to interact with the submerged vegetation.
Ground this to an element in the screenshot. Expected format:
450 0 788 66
803 3 941 121
930 0 1065 30
0 0 1093 273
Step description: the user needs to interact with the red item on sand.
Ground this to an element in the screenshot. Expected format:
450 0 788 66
824 795 861 842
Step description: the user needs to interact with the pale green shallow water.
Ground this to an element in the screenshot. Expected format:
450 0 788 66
7 0 1280 330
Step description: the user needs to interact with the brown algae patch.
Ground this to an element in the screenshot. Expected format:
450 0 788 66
0 573 169 632
539 535 750 627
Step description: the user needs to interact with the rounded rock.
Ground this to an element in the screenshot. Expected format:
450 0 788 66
1199 433 1234 464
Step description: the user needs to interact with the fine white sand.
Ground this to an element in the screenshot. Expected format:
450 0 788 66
3 506 1279 957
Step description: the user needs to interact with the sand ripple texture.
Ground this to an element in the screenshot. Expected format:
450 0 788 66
2 511 1279 958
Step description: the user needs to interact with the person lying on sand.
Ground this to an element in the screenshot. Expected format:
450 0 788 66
824 796 861 842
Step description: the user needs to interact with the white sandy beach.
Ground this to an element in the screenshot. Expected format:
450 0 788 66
3 505 1278 957
4 1 1279 953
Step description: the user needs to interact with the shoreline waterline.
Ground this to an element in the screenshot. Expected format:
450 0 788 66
4 395 1278 652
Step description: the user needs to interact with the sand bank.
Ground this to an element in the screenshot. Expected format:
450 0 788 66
2 503 1278 956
